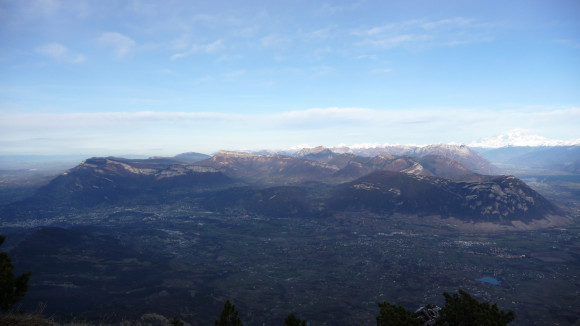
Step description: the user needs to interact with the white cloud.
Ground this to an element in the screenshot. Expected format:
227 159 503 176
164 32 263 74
1 107 578 155
278 107 374 120
98 32 136 58
421 17 473 30
353 17 491 50
355 54 377 60
171 40 225 60
352 20 422 37
356 34 431 49
36 42 86 63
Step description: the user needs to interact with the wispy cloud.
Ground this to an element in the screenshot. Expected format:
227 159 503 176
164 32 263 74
233 25 260 38
171 40 225 59
4 107 579 134
260 34 292 49
421 17 473 30
310 66 334 77
225 69 246 81
36 42 85 63
98 32 136 58
318 1 363 15
28 0 61 16
556 39 580 49
355 54 377 60
353 17 491 50
1 111 240 130
169 34 193 51
356 34 431 49
306 26 336 40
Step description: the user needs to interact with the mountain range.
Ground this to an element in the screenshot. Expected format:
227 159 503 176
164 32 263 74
292 144 499 175
1 144 568 229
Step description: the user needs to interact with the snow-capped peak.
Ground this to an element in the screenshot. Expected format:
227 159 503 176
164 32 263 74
468 129 580 148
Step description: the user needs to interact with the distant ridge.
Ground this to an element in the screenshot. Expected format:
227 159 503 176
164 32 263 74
290 144 498 175
197 150 339 184
173 152 211 163
474 145 580 173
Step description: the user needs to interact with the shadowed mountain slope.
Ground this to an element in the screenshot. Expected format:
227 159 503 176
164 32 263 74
327 171 562 222
2 157 236 217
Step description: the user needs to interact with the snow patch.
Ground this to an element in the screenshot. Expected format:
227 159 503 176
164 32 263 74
469 129 580 148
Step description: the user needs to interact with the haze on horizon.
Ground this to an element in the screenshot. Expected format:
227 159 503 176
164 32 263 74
1 0 579 157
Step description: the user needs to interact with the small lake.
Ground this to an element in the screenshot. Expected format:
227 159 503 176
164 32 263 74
476 276 501 285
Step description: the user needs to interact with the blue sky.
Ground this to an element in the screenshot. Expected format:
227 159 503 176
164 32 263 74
1 0 579 155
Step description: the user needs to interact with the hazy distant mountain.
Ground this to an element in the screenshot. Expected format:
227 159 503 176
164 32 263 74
0 154 90 171
474 145 580 173
174 152 211 163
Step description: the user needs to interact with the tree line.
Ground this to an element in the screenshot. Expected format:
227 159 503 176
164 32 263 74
209 292 514 326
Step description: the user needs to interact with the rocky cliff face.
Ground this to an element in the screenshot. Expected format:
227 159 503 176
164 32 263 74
69 157 220 178
413 144 499 175
327 171 562 222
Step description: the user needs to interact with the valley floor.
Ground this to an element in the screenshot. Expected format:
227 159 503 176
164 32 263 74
3 205 580 326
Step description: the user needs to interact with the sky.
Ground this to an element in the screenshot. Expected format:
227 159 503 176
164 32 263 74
1 0 579 156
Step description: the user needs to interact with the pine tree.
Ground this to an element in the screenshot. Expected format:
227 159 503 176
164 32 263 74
215 300 243 326
436 289 515 326
0 235 32 311
284 313 306 326
376 302 421 326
